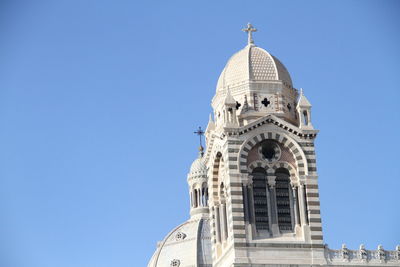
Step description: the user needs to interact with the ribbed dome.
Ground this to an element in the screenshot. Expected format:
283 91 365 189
216 44 292 92
189 157 207 176
148 218 212 267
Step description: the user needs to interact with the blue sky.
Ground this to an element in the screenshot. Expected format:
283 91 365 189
0 1 399 266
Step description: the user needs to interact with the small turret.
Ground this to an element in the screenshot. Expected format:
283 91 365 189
223 87 238 127
296 88 313 129
187 146 209 218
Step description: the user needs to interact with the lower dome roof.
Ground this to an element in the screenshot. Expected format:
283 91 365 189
148 218 212 267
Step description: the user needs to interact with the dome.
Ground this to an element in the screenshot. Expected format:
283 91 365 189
148 218 212 267
216 44 292 92
189 157 207 176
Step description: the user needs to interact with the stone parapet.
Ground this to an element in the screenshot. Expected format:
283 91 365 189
325 244 400 266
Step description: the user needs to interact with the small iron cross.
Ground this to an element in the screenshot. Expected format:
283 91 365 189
194 126 205 148
242 23 257 45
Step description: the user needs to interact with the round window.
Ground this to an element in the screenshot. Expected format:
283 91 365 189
258 140 281 163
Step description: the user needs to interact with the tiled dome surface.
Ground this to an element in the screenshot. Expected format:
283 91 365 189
189 157 207 176
216 45 292 91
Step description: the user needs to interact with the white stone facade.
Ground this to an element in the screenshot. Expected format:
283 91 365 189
148 24 399 267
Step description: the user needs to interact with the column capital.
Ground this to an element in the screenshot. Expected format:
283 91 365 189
242 173 252 186
267 175 276 188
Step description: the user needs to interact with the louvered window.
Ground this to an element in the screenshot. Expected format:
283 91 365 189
252 168 269 231
275 168 293 231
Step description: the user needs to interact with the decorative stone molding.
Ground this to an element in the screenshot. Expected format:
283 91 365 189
267 175 276 188
175 232 186 241
170 259 180 267
358 244 368 261
378 245 386 262
233 115 318 139
341 244 350 261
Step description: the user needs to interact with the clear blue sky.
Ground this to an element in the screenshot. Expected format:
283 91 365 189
0 1 399 266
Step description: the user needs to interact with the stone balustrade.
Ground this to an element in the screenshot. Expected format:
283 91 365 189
325 244 400 265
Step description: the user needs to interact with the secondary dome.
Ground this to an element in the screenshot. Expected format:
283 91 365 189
189 157 207 176
216 44 292 92
148 218 212 267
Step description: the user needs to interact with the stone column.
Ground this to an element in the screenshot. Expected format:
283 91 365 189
288 185 295 230
242 182 250 223
265 181 272 235
298 183 309 225
247 177 255 225
292 185 301 226
267 175 279 236
221 203 228 241
198 189 202 207
215 205 221 243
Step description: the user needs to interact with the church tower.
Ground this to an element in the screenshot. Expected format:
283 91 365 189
148 24 400 267
204 23 324 266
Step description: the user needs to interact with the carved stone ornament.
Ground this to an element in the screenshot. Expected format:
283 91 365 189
377 245 386 262
396 245 400 260
175 232 187 241
358 244 368 261
170 259 180 267
341 244 349 261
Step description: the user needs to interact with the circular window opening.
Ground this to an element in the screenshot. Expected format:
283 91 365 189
262 145 275 160
258 140 281 163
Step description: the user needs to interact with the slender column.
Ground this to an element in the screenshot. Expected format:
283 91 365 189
265 182 272 234
190 191 193 208
198 189 201 207
294 186 300 225
201 188 204 206
267 175 279 236
215 205 221 243
292 184 299 225
247 177 255 225
220 203 228 241
303 185 309 225
243 184 250 223
292 185 301 226
288 185 295 230
298 183 309 225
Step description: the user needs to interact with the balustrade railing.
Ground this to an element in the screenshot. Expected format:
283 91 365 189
325 244 400 264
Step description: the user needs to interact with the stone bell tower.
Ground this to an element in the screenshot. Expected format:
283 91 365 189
203 23 325 266
147 24 400 267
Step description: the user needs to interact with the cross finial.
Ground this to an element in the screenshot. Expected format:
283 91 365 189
242 22 257 45
193 126 205 155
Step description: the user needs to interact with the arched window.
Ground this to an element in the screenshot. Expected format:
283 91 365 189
194 189 198 208
275 168 293 231
303 110 308 125
252 167 269 231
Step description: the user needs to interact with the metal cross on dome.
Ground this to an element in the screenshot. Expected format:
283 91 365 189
242 22 257 45
193 126 205 149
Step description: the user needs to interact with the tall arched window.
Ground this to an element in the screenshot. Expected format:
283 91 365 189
275 168 293 231
252 167 269 232
303 110 309 126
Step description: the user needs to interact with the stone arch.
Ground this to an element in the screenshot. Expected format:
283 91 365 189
210 151 224 204
238 131 308 176
270 161 298 184
247 160 269 174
